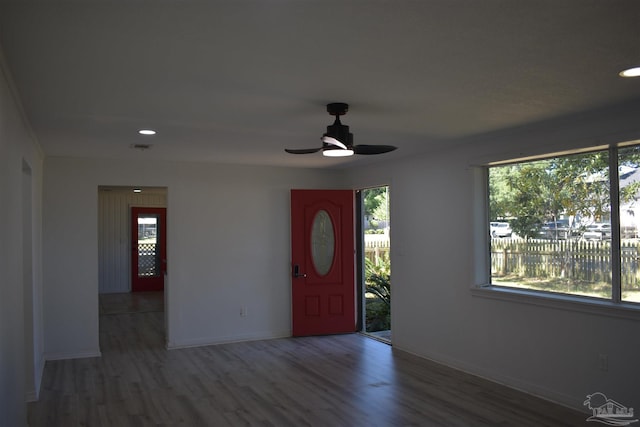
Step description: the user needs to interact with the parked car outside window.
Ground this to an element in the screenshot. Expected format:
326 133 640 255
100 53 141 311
583 223 612 241
538 220 572 240
490 222 512 238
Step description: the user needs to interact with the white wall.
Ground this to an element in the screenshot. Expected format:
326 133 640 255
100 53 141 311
42 157 346 356
0 54 44 426
345 101 640 413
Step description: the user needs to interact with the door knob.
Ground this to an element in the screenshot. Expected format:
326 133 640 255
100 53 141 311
293 264 307 278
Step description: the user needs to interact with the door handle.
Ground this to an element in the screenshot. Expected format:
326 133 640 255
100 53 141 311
293 264 307 278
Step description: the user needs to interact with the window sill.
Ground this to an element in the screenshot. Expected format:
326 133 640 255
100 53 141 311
471 285 640 322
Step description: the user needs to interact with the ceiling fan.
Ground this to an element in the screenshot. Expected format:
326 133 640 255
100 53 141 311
285 103 398 157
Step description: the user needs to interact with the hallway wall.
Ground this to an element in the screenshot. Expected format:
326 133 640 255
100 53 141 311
0 53 44 426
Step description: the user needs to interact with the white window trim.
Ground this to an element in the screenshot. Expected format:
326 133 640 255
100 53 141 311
471 285 640 322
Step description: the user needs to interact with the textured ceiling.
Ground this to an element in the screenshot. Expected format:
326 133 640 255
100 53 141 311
1 0 640 168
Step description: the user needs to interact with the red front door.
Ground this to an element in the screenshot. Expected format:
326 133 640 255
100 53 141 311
290 189 355 336
131 207 167 292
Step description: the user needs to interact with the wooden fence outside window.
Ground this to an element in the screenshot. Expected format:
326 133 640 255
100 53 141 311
491 239 640 289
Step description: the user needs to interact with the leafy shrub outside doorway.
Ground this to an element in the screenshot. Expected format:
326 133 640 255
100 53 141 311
365 255 390 332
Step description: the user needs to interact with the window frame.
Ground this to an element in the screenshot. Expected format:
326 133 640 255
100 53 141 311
473 143 640 320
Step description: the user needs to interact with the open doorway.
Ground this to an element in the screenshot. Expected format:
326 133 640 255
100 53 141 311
97 186 167 344
359 186 391 343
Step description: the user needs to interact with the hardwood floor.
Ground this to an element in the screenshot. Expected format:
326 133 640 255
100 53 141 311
28 292 587 426
98 291 164 315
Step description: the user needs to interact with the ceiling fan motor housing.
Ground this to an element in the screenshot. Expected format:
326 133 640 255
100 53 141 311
325 119 353 147
324 102 352 146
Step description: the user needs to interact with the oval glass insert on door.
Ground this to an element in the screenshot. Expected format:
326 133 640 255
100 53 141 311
311 209 335 276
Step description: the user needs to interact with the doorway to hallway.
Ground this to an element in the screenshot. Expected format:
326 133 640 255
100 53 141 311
98 186 168 347
98 186 167 293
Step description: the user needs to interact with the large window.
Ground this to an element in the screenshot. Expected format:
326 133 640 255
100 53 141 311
488 143 640 304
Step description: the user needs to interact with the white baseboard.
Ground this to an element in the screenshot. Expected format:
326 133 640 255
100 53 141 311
166 330 291 350
25 352 47 402
44 349 102 361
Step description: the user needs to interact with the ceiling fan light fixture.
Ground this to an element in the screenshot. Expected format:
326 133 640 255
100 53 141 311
619 66 640 78
323 148 354 157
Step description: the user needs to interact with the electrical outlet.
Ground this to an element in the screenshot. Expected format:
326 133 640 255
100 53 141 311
598 354 608 371
240 306 247 317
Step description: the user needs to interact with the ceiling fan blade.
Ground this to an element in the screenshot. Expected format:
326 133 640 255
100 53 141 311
353 145 398 155
284 147 322 154
321 135 348 150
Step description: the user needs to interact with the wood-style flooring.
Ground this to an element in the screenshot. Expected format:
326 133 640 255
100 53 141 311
28 292 587 426
99 291 164 315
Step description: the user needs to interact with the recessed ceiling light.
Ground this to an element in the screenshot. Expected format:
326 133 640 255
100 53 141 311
619 67 640 78
133 188 142 193
138 129 156 135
